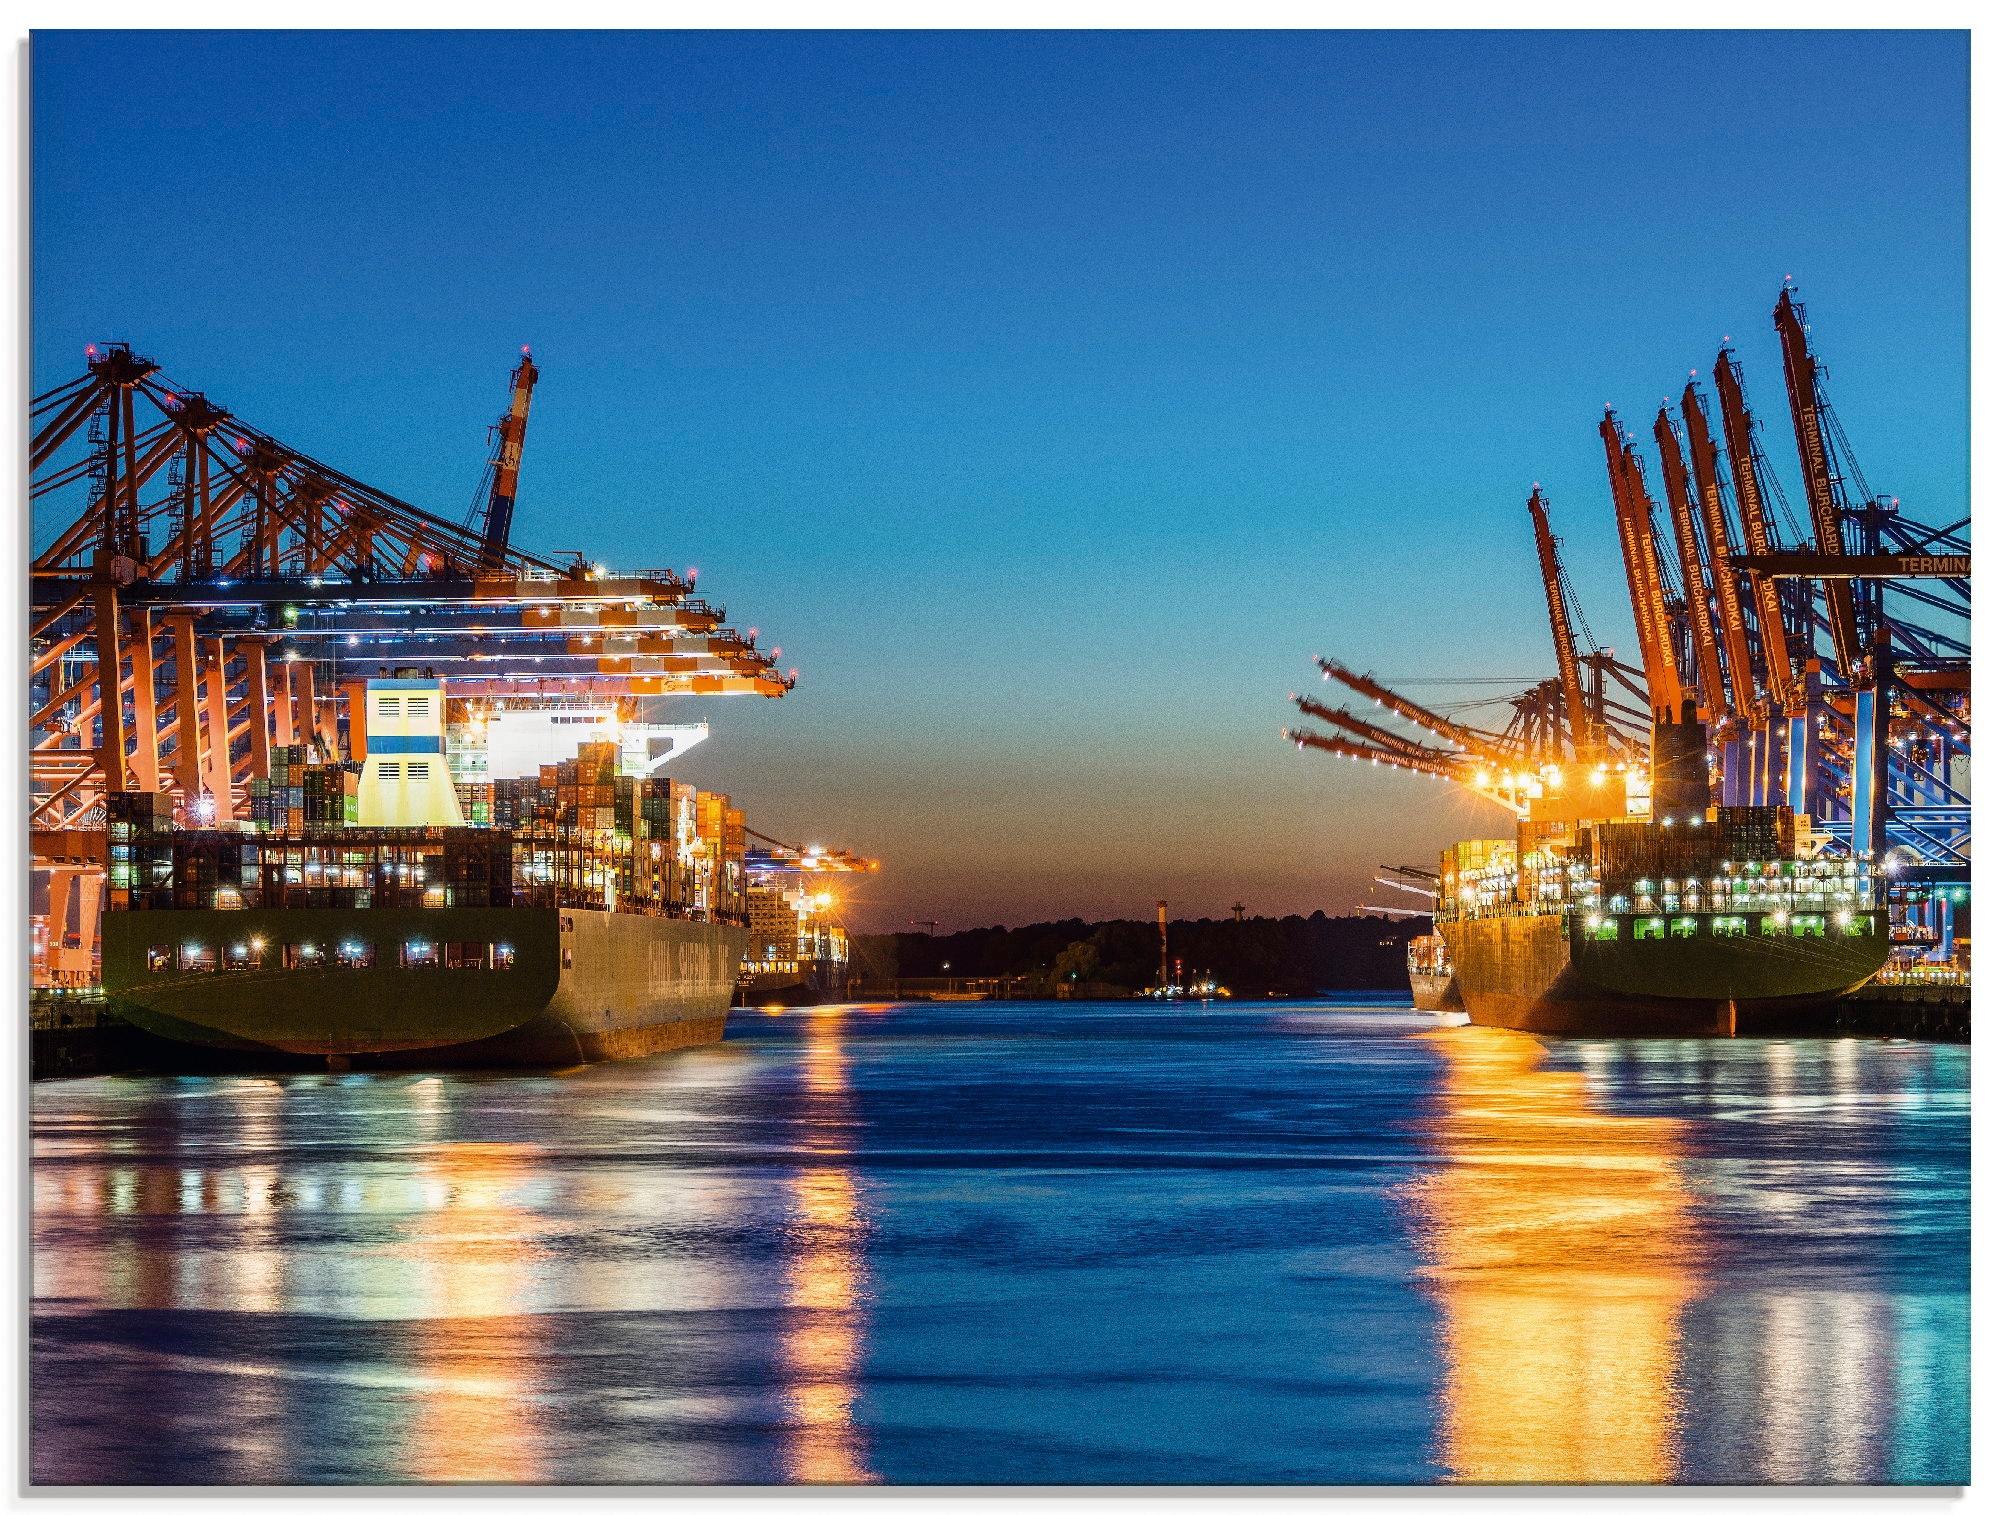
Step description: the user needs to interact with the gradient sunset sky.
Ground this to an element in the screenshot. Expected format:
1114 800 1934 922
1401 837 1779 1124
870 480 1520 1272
34 30 1968 932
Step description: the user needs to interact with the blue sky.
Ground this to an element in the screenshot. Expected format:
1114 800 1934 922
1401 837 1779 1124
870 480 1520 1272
34 30 1969 930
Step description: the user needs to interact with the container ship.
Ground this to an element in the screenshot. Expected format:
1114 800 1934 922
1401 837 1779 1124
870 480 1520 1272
98 678 751 1069
1422 710 1890 1036
1405 933 1453 1011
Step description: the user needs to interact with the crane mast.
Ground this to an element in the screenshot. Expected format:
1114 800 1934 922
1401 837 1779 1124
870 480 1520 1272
1600 410 1683 718
1772 288 1864 676
1653 407 1733 723
1525 487 1594 755
1711 348 1800 715
478 350 540 574
1679 382 1761 724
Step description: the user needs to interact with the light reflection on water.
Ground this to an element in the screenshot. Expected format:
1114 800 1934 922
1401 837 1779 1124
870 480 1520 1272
779 1012 874 1484
402 1140 547 1484
1400 1028 1699 1483
31 1002 1967 1486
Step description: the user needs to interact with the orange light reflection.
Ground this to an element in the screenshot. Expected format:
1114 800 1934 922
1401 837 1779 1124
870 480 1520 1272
1402 1029 1703 1483
780 1013 874 1483
402 1138 546 1484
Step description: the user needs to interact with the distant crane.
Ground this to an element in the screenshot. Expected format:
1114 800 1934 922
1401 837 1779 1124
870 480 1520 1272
477 349 539 574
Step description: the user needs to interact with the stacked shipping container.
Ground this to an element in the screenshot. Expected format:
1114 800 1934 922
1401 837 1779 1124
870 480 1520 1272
106 739 748 924
249 747 360 833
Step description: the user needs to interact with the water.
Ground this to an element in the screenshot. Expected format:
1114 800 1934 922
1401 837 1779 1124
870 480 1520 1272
31 998 1969 1486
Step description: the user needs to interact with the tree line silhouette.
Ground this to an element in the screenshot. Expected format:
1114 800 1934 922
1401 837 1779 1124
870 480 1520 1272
854 911 1429 997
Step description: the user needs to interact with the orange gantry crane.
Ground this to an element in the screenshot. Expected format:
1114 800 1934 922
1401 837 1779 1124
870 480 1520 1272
477 348 540 574
1773 287 1865 678
31 346 794 834
1711 341 1810 808
1599 410 1684 720
1652 406 1732 724
1525 487 1596 757
1677 381 1762 724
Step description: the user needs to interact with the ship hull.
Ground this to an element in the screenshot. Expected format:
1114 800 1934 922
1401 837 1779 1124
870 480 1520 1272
101 907 746 1068
1438 914 1890 1037
736 957 852 1007
1409 970 1454 1012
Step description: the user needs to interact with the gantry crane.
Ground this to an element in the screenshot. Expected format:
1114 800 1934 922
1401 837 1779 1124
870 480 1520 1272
1773 287 1866 679
1526 487 1596 757
477 348 539 574
1652 406 1732 725
31 346 796 841
1676 379 1765 805
1710 343 1810 807
1284 646 1652 817
1599 410 1684 720
1289 285 1968 958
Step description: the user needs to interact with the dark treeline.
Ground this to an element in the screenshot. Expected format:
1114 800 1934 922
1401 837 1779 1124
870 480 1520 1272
853 913 1429 997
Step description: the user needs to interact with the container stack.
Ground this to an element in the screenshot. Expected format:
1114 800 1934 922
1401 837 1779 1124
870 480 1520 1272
251 749 360 834
105 743 751 923
104 790 176 910
104 827 517 912
489 776 534 829
454 778 494 827
304 766 360 828
1710 805 1797 861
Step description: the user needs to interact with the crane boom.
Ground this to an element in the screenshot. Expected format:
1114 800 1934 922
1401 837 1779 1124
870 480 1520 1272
1292 695 1464 766
1712 347 1801 714
1772 288 1863 676
1312 657 1515 766
1680 382 1762 720
1284 726 1465 781
1600 410 1683 717
1525 487 1593 753
1653 407 1733 720
478 350 540 574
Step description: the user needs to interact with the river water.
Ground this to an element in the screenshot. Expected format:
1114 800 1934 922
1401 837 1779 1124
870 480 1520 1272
31 998 1968 1486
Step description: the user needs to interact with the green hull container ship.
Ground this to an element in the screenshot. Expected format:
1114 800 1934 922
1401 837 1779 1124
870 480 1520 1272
101 729 756 1069
1431 803 1889 1037
103 906 746 1069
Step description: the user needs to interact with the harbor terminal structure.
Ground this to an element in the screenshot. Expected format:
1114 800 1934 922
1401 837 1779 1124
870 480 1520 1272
31 347 873 1070
1289 288 1968 1037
